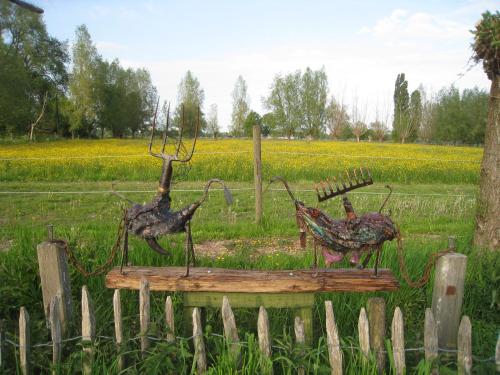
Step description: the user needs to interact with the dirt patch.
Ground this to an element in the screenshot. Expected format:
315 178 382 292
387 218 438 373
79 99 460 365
0 239 14 253
195 237 307 259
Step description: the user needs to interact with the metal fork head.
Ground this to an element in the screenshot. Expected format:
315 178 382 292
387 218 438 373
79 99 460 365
316 167 374 202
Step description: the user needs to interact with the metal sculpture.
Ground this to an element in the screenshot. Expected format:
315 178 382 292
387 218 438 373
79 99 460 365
116 102 232 276
270 169 398 276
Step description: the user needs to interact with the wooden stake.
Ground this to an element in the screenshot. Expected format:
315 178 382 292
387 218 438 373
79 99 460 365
139 279 150 358
391 307 405 375
192 308 207 374
325 301 342 375
222 296 240 363
113 289 124 371
294 316 306 375
19 307 30 375
457 316 472 375
253 124 262 224
165 296 175 343
431 252 467 351
37 236 72 336
424 308 438 371
358 307 370 362
81 286 95 375
49 295 62 372
258 306 271 358
367 297 386 374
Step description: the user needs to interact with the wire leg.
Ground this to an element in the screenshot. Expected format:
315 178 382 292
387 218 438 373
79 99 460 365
120 230 129 274
373 246 381 277
358 251 373 270
188 223 196 267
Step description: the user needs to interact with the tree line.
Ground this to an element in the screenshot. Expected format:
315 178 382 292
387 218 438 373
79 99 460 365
0 3 489 144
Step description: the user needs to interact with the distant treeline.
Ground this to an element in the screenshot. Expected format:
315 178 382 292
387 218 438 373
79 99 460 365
0 3 489 144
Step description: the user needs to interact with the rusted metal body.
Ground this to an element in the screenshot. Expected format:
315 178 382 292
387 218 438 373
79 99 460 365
271 169 398 276
117 102 231 276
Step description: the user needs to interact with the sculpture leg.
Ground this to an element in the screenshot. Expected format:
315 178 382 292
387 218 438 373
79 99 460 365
184 224 190 277
313 240 317 269
357 251 373 270
373 245 382 277
188 223 196 267
120 230 129 274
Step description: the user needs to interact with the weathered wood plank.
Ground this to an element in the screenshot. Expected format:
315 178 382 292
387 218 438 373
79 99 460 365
113 289 124 371
358 307 370 362
192 308 207 374
184 291 314 308
222 296 240 363
106 267 399 292
165 296 175 343
139 279 150 358
431 253 467 351
424 308 438 372
295 307 313 345
391 307 405 375
367 297 386 375
325 301 342 375
457 315 472 375
253 124 262 224
37 240 72 335
49 295 62 372
19 307 30 375
81 286 95 375
257 306 272 358
295 316 306 375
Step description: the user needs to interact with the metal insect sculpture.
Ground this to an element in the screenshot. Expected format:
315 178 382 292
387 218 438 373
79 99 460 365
116 102 232 276
270 168 397 276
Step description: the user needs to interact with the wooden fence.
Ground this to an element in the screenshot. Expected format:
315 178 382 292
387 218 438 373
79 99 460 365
2 279 499 374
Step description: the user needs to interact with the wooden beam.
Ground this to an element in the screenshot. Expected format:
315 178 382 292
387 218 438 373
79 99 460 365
106 267 399 292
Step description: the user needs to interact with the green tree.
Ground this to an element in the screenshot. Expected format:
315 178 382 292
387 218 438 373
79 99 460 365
300 67 328 138
392 73 410 143
174 71 205 137
265 71 302 139
471 10 500 250
260 112 275 137
68 24 100 137
243 110 262 137
230 75 250 136
325 97 349 139
408 89 422 142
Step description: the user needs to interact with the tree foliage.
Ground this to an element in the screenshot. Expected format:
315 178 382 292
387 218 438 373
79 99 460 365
174 70 205 137
230 75 250 136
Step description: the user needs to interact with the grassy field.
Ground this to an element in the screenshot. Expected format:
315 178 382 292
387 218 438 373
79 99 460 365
0 139 498 374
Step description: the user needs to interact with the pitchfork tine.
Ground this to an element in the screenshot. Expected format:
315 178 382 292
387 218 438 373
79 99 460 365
177 106 199 163
161 103 170 154
148 98 162 158
175 104 185 157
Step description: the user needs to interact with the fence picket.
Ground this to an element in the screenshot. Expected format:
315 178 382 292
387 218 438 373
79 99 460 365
391 307 405 375
295 316 306 375
325 301 342 375
358 307 370 362
496 333 500 372
192 308 207 374
139 279 150 358
19 307 30 375
424 308 438 373
113 289 124 370
222 296 240 363
81 286 95 375
367 297 386 374
457 315 472 375
257 306 272 374
49 295 62 373
165 296 175 343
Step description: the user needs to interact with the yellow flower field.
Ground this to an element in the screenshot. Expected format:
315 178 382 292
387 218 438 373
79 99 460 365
0 138 482 184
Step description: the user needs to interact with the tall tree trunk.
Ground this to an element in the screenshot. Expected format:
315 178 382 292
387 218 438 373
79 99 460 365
474 75 500 250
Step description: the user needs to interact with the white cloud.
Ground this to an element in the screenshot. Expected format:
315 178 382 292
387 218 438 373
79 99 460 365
96 41 126 53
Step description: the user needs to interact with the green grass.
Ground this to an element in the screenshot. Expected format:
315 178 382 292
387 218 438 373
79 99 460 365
0 180 498 374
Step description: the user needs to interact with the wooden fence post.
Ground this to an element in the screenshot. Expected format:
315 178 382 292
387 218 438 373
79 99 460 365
81 286 95 375
222 296 240 364
457 316 472 375
192 308 207 374
358 307 370 363
253 124 262 224
19 307 30 375
49 295 62 373
424 308 438 372
294 316 306 375
139 279 150 358
165 296 175 343
367 297 386 375
258 306 271 357
325 301 342 375
113 289 124 371
431 246 467 351
391 307 405 375
37 226 72 336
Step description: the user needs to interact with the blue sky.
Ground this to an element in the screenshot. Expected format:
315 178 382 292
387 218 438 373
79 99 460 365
38 0 495 130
